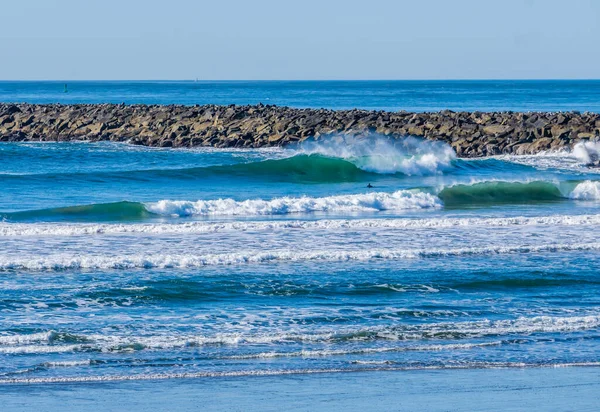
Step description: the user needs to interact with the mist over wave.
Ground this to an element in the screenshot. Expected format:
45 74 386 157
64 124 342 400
297 135 456 175
573 140 600 165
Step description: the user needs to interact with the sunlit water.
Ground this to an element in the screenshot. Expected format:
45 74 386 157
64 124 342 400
1 134 600 384
3 80 600 112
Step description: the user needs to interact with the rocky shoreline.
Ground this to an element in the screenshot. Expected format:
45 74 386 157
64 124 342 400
1 103 599 157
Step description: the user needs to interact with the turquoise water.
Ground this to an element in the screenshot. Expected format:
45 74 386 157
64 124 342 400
1 137 600 384
0 81 600 389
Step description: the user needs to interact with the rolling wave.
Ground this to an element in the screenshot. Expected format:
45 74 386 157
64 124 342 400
1 190 441 222
2 242 600 270
1 135 459 182
438 181 565 206
1 201 151 222
0 154 374 183
3 213 600 237
146 190 440 217
2 180 599 222
0 153 533 183
1 315 597 353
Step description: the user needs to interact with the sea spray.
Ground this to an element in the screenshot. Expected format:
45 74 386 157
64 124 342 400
573 140 600 165
145 190 441 217
569 180 600 200
296 135 456 175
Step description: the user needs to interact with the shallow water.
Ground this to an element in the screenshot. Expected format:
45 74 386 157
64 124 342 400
0 136 599 385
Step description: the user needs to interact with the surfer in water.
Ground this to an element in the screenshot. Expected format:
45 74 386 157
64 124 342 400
367 183 373 188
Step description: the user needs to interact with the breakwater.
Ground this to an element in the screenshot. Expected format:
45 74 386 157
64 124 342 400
1 103 599 156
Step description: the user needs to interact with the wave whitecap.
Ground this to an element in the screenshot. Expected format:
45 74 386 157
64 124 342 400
1 315 597 353
569 180 600 200
146 190 441 217
298 135 456 175
2 242 600 271
3 180 600 223
4 213 600 237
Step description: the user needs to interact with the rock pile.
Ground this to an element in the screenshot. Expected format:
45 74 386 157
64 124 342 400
1 103 599 157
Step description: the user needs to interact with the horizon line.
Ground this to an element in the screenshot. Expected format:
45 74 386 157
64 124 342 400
1 78 600 82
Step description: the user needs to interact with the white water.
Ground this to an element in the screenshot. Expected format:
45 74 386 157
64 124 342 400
145 190 441 217
573 140 600 164
4 213 600 237
1 315 597 354
298 135 456 175
2 242 600 270
569 180 600 200
143 180 599 217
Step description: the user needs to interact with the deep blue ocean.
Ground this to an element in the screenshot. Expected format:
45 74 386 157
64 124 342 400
2 80 600 112
0 81 599 390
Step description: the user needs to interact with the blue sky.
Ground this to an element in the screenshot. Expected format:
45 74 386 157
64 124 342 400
1 0 599 80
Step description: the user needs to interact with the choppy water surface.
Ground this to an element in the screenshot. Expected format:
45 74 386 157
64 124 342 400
1 136 600 384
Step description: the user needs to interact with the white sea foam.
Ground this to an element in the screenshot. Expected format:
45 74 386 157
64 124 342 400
1 315 597 359
0 345 83 354
0 331 56 345
43 360 92 367
569 181 600 200
2 242 600 271
3 213 600 237
224 342 503 360
298 135 456 175
573 140 600 164
145 190 441 217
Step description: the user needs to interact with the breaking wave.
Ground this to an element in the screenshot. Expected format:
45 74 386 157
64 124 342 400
4 213 600 237
3 180 600 222
297 135 456 175
0 136 459 184
146 190 441 217
1 314 597 354
2 242 600 271
569 180 600 200
573 140 600 165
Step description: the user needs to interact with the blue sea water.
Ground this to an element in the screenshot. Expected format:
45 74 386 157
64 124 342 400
0 82 599 407
2 80 600 112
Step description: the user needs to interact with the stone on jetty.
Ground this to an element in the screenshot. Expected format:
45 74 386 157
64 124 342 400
1 103 599 157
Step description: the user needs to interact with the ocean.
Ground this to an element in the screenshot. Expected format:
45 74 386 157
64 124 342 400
1 81 599 410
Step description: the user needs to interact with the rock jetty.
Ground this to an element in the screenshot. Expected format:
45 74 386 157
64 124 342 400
1 103 599 157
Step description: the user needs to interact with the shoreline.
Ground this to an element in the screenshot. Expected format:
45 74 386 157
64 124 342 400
2 367 599 411
1 103 599 157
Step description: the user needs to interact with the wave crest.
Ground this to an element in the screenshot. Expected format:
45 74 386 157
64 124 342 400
573 140 600 165
297 135 456 175
3 242 600 271
569 181 600 200
146 190 441 217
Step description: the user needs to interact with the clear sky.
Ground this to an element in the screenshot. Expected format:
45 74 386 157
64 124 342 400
1 0 599 80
